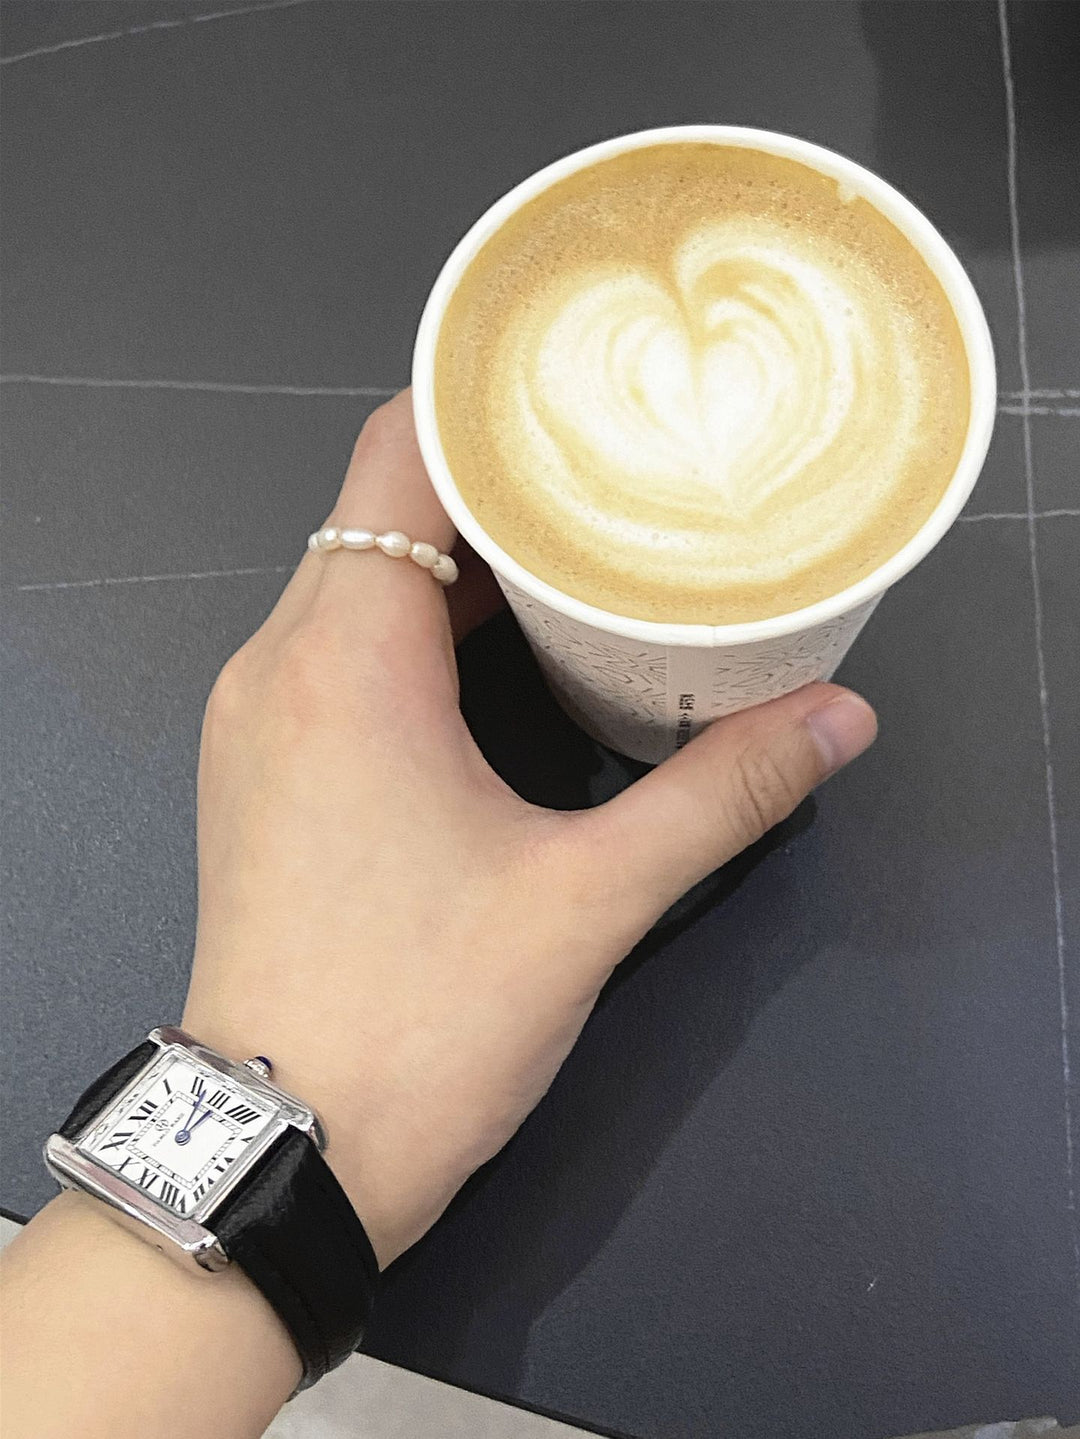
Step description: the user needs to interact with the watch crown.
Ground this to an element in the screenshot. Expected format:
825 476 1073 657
243 1056 272 1080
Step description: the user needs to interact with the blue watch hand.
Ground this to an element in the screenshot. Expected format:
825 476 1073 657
176 1095 205 1144
188 1107 214 1134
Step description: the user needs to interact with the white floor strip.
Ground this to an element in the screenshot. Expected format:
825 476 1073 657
0 1216 588 1437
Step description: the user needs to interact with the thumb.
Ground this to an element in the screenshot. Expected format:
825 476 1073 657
585 683 877 925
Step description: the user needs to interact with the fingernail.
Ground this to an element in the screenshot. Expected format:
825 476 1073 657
805 693 878 776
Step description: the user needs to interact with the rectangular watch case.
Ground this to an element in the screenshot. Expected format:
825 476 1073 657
44 1026 326 1273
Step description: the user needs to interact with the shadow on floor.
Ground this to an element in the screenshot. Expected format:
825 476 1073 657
364 610 822 1400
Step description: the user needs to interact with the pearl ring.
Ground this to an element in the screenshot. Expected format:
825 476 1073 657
307 526 459 585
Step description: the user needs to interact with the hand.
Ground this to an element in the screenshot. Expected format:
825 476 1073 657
183 391 876 1268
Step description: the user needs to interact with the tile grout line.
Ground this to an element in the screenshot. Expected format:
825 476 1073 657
15 564 298 593
960 509 1080 522
9 510 1079 593
0 374 400 398
999 0 1079 1308
4 375 1080 415
999 404 1080 417
1001 388 1080 400
0 0 320 66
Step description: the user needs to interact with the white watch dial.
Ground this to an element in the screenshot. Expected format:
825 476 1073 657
81 1052 277 1215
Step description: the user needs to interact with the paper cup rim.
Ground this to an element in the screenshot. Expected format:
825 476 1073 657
412 125 997 649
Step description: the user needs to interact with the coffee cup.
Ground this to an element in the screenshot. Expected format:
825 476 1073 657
413 126 996 764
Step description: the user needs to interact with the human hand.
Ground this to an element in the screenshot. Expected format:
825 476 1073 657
183 391 876 1268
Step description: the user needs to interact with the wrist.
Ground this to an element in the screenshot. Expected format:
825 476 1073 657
179 1002 408 1267
2 1190 300 1437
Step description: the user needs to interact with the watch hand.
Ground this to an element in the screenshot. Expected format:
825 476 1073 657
187 1107 214 1134
176 1096 205 1145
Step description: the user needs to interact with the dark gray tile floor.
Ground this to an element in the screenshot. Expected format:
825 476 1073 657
383 521 1080 1439
1040 514 1080 1181
1032 413 1080 513
3 0 1020 389
2 4 1077 1438
2 576 275 1144
0 383 381 584
1009 0 1080 389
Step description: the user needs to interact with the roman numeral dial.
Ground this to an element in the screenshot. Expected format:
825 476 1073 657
226 1104 261 1126
81 1052 275 1216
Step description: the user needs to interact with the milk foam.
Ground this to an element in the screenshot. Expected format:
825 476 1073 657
436 145 970 623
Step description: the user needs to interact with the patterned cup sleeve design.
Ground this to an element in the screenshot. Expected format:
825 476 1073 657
499 577 879 764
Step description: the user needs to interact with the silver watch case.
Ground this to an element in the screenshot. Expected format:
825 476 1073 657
44 1026 327 1273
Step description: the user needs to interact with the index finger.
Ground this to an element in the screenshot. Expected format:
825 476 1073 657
276 390 456 623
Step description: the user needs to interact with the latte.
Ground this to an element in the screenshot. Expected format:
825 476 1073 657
434 143 971 625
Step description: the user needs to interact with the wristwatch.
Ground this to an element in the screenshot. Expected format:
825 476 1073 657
44 1026 379 1390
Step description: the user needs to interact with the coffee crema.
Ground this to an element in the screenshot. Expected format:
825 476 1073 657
435 144 971 624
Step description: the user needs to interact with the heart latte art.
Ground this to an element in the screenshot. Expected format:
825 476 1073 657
436 145 971 624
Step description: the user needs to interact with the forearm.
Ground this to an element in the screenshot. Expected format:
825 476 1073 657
0 1191 299 1439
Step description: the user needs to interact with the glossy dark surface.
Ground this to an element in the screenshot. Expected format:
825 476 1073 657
2 4 1077 1437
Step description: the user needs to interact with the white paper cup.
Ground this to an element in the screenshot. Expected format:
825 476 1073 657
413 126 997 764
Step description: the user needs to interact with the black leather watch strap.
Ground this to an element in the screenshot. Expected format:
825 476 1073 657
59 1041 157 1141
212 1127 379 1389
54 1036 378 1390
